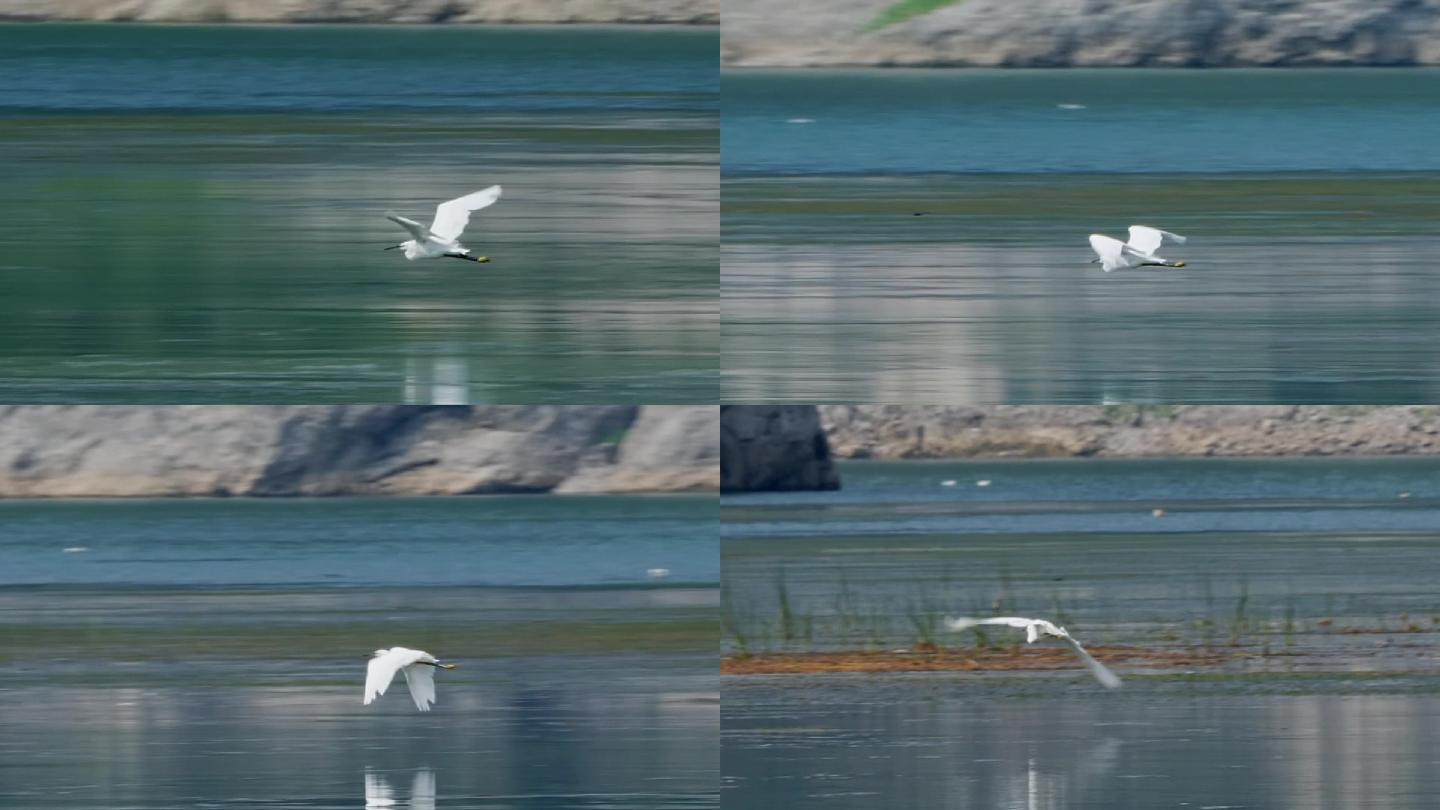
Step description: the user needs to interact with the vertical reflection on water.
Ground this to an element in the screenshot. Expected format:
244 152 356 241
403 345 471 404
722 685 1440 810
0 668 719 809
365 768 434 809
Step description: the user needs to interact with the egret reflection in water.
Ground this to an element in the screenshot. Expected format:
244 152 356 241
365 768 436 809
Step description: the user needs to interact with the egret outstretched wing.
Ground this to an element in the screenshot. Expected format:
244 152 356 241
946 616 1046 632
945 615 1121 688
946 616 1057 643
365 649 404 705
429 185 502 242
385 213 429 242
1127 225 1185 255
1088 234 1128 271
1057 634 1123 689
365 647 429 705
401 663 437 712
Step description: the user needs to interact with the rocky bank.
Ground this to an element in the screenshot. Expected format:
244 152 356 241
821 405 1440 459
723 0 1440 67
0 0 716 24
720 405 839 493
0 405 717 497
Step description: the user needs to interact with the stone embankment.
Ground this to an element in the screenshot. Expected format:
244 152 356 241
820 405 1440 459
723 0 1440 67
0 0 716 24
0 405 717 497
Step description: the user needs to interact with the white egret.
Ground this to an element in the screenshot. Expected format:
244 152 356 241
384 186 501 263
363 647 457 711
1089 225 1187 272
945 616 1122 689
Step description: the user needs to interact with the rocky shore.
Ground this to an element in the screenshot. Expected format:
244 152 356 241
821 405 1440 459
0 405 717 497
0 0 716 24
723 0 1440 68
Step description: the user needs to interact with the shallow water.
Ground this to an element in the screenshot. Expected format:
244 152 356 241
723 676 1440 810
0 495 718 587
721 70 1440 402
722 459 1440 808
722 459 1440 656
0 25 718 403
0 496 719 808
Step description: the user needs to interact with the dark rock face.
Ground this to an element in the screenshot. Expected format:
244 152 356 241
720 405 841 493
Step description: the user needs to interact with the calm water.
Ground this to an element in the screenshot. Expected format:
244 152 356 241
722 459 1440 808
0 496 719 809
724 678 1440 809
722 70 1440 402
0 24 718 403
723 459 1440 652
0 495 718 586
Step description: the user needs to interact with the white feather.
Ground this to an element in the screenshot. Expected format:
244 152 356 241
429 185 502 242
363 647 448 710
945 615 1122 689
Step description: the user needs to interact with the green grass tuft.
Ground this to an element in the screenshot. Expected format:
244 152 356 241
863 0 966 33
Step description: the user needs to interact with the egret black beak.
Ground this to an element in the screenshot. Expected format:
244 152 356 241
383 245 401 251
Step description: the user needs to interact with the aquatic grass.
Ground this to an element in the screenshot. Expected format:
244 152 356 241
722 584 752 658
1048 591 1073 629
775 569 799 645
1229 579 1250 647
862 0 966 33
832 566 863 641
903 595 946 651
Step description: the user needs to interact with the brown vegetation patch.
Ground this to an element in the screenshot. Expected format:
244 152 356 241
722 645 1235 675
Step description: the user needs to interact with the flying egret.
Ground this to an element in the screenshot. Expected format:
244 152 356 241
1089 225 1187 272
384 186 501 263
363 647 457 711
945 616 1122 689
